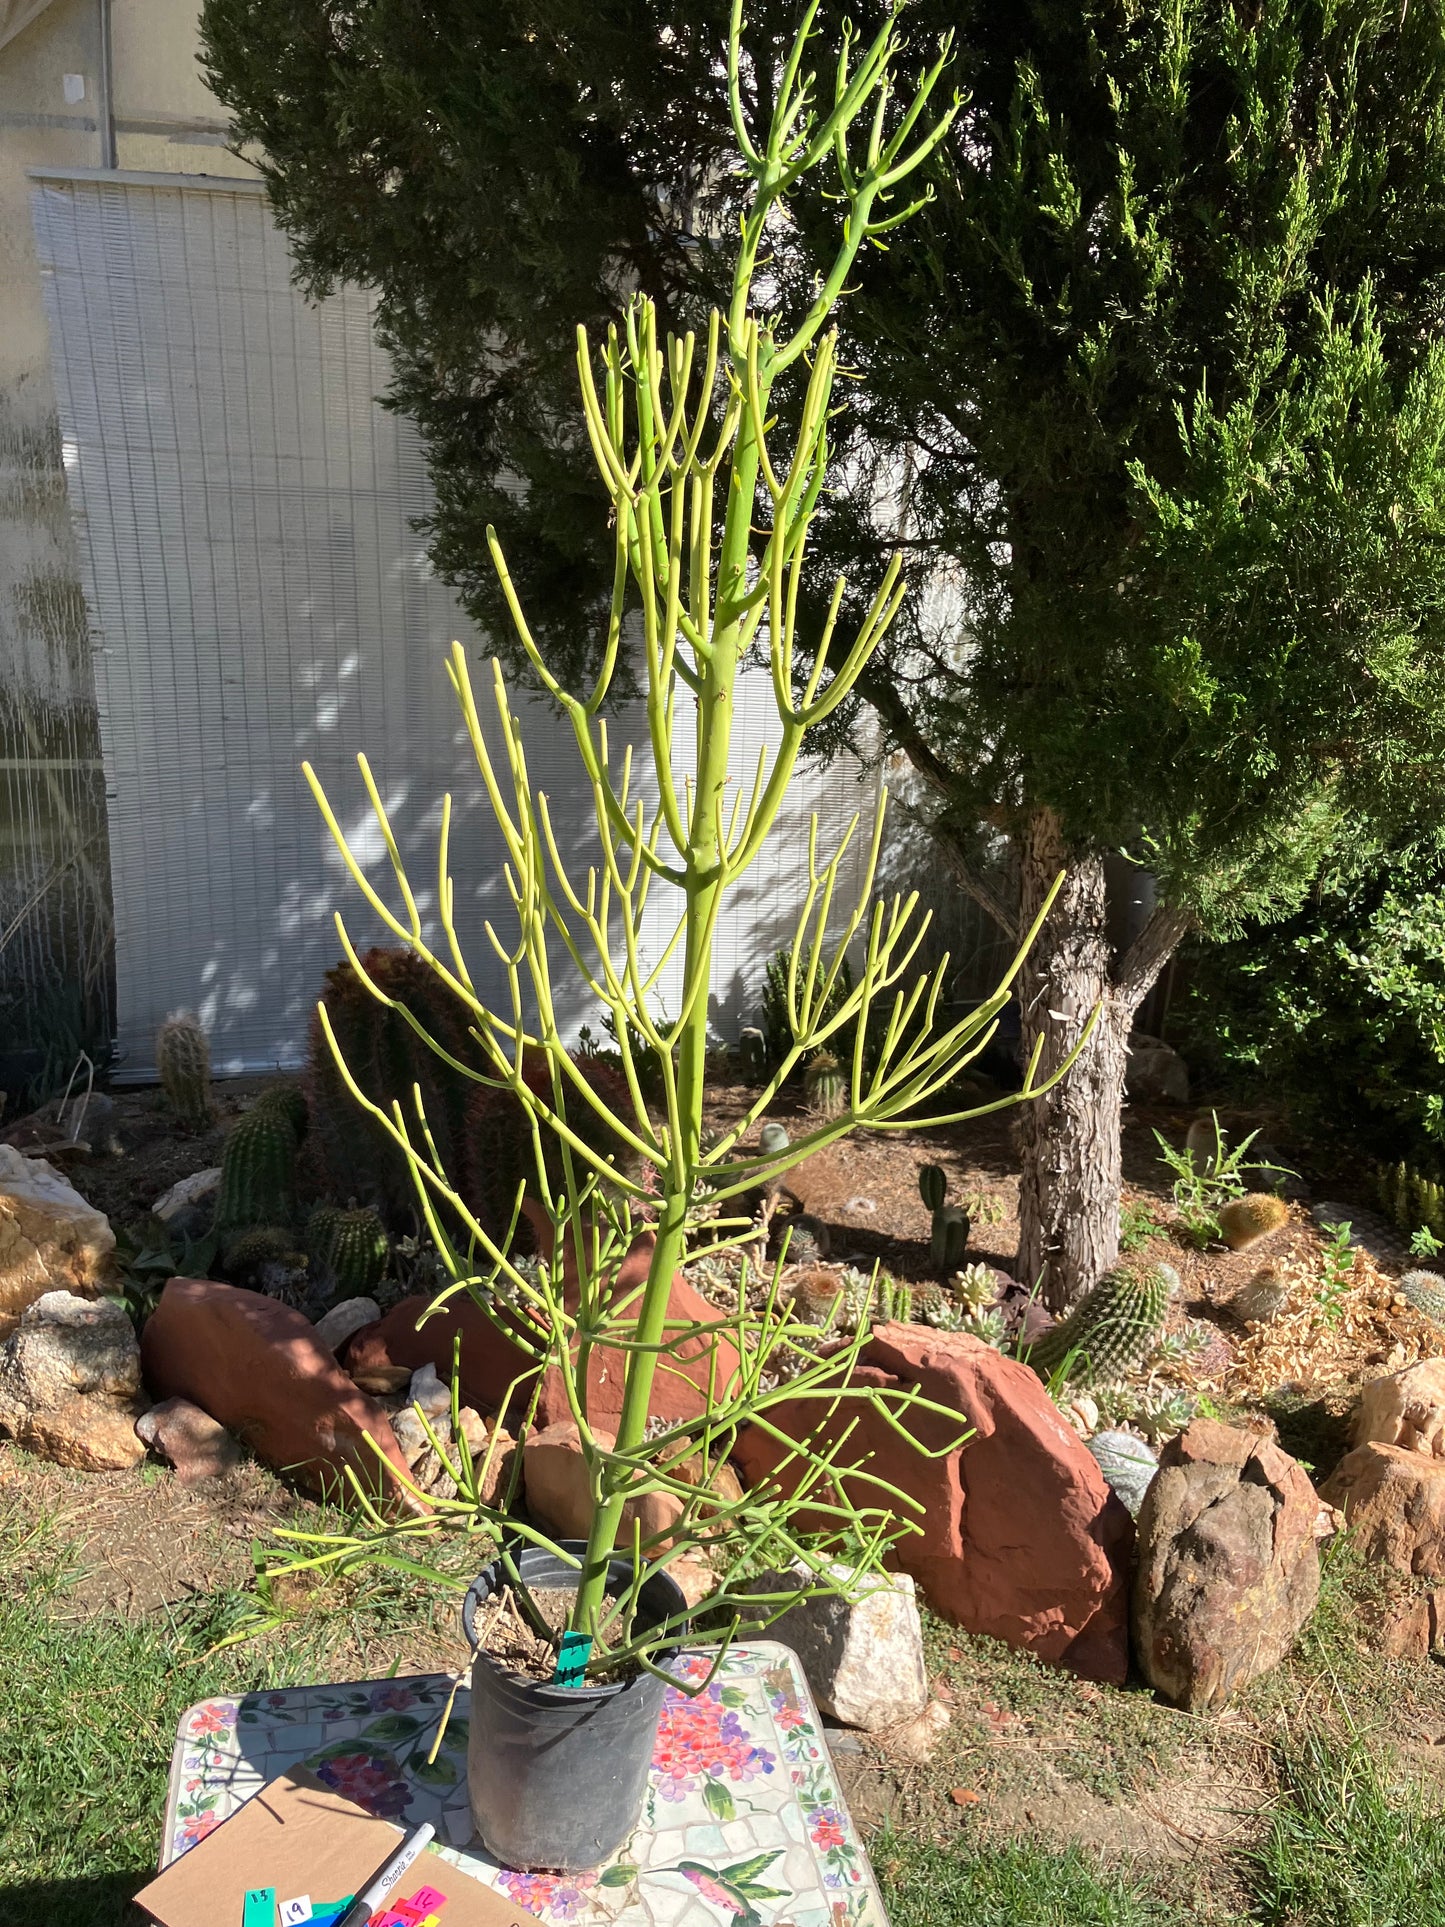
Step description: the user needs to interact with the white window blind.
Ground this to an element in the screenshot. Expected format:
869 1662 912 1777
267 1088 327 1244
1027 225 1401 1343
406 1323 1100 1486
31 171 875 1076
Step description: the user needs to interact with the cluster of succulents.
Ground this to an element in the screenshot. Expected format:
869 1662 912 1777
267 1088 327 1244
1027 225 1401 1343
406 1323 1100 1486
1091 1381 1199 1444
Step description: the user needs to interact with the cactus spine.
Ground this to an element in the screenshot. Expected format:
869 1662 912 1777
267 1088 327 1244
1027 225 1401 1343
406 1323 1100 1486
804 1051 848 1119
308 1204 389 1299
214 1104 300 1234
1026 1261 1177 1386
156 1012 211 1124
918 1164 970 1272
1402 1269 1445 1326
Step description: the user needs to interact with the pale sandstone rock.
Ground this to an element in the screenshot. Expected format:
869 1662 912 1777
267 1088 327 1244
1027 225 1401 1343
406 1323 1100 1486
1354 1358 1445 1459
755 1564 930 1731
0 1146 115 1336
0 1289 144 1469
135 1397 242 1482
313 1296 382 1354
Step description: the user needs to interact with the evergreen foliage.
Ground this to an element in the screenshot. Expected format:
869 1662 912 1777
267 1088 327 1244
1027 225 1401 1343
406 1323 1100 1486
201 0 1445 1301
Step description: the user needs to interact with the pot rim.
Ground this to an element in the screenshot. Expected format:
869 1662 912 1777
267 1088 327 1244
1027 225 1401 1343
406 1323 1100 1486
461 1540 687 1702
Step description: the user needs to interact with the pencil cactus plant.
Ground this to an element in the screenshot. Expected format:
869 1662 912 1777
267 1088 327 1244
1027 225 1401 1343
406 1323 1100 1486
281 0 1079 1682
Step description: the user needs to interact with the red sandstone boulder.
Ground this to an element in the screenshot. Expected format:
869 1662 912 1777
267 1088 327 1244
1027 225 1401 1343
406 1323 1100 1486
734 1324 1133 1683
141 1279 415 1501
342 1233 741 1432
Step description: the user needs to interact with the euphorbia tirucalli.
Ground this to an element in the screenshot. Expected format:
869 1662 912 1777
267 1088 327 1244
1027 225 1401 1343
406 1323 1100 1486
289 0 1081 1677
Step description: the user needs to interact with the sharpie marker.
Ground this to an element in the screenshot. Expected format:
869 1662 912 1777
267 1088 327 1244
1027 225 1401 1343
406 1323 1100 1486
333 1822 436 1927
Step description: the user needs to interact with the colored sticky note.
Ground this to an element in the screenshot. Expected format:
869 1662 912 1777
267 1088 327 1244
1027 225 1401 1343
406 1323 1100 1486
407 1890 445 1914
553 1629 593 1687
306 1905 355 1927
280 1898 313 1925
243 1892 276 1927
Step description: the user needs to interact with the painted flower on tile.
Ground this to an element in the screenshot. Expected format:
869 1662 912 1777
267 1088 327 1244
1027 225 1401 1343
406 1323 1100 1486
313 1749 412 1819
652 1683 776 1801
369 1681 419 1712
176 1810 221 1850
186 1703 232 1739
809 1807 847 1851
497 1867 596 1919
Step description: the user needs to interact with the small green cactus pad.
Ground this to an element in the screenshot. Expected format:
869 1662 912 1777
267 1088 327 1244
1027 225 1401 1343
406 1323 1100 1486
1026 1260 1177 1387
1230 1263 1289 1325
1087 1429 1160 1518
155 1012 211 1124
1402 1269 1445 1326
1217 1192 1290 1251
214 1104 300 1233
917 1163 947 1213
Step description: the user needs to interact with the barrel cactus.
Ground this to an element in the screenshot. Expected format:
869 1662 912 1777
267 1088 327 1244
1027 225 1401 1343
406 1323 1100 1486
1026 1260 1177 1386
307 1203 389 1300
804 1051 847 1119
1402 1269 1445 1326
214 1103 300 1234
1216 1192 1290 1251
156 1011 211 1125
1087 1429 1160 1518
254 1082 309 1142
223 1224 307 1294
1231 1261 1290 1326
308 945 480 1228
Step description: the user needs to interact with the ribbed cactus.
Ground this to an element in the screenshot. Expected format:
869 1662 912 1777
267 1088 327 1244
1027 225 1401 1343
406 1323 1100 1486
1216 1192 1290 1251
1026 1261 1177 1386
459 1047 642 1248
255 1082 309 1142
156 1012 211 1125
223 1224 307 1289
739 1027 768 1083
1402 1269 1445 1325
307 1204 389 1299
214 1103 300 1234
308 946 480 1228
804 1051 848 1119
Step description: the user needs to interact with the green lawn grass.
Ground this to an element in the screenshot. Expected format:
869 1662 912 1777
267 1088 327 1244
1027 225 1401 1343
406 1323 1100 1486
4 1491 1445 1927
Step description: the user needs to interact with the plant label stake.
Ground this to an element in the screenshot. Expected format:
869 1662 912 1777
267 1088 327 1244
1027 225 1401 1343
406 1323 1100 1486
553 1631 593 1689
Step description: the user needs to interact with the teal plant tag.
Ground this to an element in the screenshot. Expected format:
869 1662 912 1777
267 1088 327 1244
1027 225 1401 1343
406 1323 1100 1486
553 1630 594 1688
242 1891 276 1927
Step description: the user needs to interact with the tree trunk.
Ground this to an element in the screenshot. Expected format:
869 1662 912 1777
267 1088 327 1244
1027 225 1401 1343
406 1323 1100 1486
1013 808 1188 1313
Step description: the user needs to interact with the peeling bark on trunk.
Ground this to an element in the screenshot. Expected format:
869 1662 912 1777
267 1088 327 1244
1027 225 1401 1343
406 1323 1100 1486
1014 808 1187 1313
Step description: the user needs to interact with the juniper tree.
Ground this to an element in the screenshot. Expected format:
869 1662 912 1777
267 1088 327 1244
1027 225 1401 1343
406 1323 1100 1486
203 0 1445 1306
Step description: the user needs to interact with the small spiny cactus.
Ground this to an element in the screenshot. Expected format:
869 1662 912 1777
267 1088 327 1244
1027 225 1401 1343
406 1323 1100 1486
804 1051 848 1119
1025 1260 1177 1387
759 1121 791 1158
1216 1192 1290 1251
1376 1161 1445 1243
223 1224 307 1291
214 1103 300 1234
931 1205 971 1273
918 1164 947 1212
307 1203 389 1299
1402 1269 1445 1326
739 1027 768 1083
155 1012 211 1125
1231 1261 1290 1326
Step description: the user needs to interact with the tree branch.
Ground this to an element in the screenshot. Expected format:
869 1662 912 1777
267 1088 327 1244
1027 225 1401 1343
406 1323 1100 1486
1112 900 1194 1010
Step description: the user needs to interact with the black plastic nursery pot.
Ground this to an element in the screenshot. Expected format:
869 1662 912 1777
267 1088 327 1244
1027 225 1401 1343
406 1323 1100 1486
462 1541 687 1872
